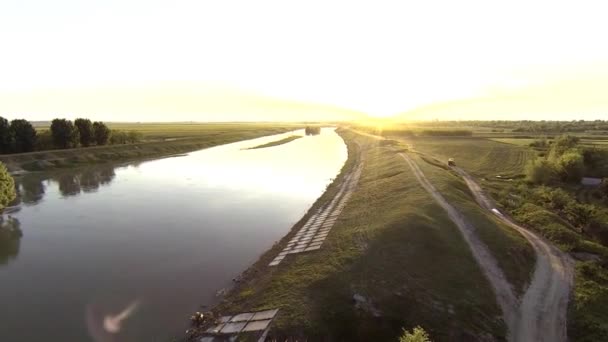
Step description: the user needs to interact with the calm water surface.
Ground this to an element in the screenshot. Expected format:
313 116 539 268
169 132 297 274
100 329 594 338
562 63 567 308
0 128 347 341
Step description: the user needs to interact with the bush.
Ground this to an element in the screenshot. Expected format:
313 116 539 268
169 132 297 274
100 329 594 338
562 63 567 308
399 326 431 342
556 149 585 182
525 158 557 184
0 162 15 210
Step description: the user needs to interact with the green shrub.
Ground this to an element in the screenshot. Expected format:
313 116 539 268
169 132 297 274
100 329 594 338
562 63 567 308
0 162 15 210
399 326 431 342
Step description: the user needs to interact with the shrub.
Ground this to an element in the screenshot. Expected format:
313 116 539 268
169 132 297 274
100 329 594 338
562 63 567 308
0 162 15 210
399 326 431 342
525 158 557 184
556 149 585 182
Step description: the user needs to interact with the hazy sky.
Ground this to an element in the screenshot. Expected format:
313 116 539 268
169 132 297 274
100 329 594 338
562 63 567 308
1 1 607 121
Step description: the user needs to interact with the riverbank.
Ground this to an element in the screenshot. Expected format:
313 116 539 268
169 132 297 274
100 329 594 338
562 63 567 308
0 124 302 172
186 129 512 341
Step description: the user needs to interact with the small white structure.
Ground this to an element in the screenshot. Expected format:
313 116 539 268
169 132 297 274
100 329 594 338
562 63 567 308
581 177 602 186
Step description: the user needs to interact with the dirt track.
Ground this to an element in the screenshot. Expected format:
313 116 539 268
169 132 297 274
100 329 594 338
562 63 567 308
399 153 519 334
455 167 574 342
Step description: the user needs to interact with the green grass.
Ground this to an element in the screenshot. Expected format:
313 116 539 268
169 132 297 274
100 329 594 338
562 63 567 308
247 135 302 149
413 154 536 296
489 138 538 146
34 122 306 140
401 137 537 178
1 124 301 172
210 130 506 342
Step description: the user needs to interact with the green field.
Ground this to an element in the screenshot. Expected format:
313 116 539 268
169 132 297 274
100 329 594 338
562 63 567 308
401 137 537 178
491 137 608 148
489 138 538 146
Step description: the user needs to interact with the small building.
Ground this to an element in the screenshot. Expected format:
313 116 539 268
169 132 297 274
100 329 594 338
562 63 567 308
448 158 456 166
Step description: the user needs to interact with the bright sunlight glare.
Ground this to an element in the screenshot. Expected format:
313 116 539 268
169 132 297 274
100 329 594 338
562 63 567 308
1 0 608 121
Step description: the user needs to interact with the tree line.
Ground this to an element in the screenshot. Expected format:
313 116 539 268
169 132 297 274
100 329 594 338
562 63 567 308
0 117 142 154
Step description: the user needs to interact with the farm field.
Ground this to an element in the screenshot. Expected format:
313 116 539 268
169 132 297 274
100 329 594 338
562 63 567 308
400 137 537 178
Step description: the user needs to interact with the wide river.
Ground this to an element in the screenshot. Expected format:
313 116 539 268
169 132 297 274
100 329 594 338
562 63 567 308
0 128 347 341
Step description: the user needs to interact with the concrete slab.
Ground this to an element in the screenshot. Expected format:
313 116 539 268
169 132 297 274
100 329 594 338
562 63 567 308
290 247 305 253
251 309 279 320
230 312 255 322
242 319 272 332
269 260 281 266
218 316 232 323
305 246 321 251
205 323 225 333
220 321 247 333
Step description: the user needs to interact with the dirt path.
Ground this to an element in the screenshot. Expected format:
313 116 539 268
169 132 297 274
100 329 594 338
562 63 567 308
454 167 574 342
399 153 519 332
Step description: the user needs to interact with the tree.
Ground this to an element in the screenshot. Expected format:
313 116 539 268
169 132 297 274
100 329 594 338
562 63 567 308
126 130 143 143
556 150 585 182
526 158 557 184
110 130 127 144
92 121 111 146
9 119 37 153
0 162 16 211
549 134 580 160
74 118 94 147
0 117 14 154
50 119 79 149
399 326 431 342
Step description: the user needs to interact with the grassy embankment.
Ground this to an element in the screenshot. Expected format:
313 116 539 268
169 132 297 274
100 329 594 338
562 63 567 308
397 134 608 341
358 134 537 295
0 123 303 172
206 129 508 341
247 135 302 149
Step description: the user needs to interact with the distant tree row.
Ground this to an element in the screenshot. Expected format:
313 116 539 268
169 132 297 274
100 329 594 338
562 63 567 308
414 120 608 133
49 118 112 149
0 116 141 154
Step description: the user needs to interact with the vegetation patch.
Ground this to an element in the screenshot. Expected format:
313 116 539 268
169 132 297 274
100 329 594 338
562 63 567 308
247 135 302 149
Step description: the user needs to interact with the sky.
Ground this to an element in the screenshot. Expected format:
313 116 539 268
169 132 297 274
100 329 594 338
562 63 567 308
1 0 608 121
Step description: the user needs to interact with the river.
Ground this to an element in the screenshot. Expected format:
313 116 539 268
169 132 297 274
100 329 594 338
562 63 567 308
0 128 347 341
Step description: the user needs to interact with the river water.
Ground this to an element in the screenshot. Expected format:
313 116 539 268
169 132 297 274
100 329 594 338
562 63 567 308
0 128 347 341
